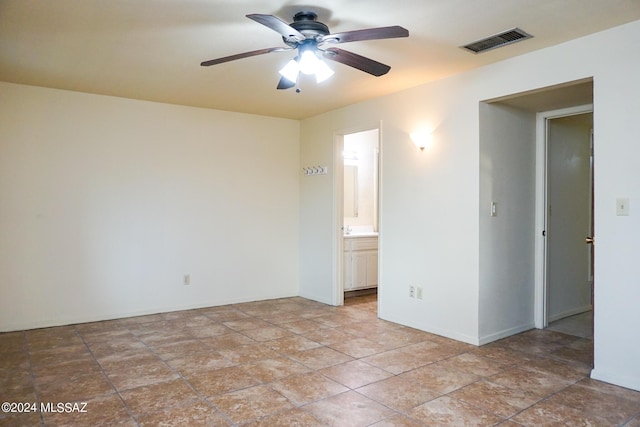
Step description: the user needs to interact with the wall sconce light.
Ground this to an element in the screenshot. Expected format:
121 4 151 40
410 129 432 151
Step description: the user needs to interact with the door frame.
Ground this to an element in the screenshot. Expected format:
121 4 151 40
534 104 593 329
331 122 382 307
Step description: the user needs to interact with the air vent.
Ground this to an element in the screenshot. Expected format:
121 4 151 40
462 28 533 54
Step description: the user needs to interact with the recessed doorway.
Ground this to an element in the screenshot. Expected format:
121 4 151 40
480 78 594 347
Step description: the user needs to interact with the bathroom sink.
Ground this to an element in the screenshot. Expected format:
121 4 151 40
343 225 378 237
344 231 378 237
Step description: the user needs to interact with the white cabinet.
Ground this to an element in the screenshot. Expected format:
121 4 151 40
344 236 378 291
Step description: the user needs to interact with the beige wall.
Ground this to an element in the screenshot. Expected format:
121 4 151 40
0 82 300 331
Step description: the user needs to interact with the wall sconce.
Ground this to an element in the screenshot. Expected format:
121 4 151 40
410 129 432 151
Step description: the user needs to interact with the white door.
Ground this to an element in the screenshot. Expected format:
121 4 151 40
546 112 594 323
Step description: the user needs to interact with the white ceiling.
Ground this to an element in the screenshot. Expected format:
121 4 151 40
1 0 639 119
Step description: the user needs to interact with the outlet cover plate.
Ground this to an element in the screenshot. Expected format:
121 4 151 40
617 197 630 216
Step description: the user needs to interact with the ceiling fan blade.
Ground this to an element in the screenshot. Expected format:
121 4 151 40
200 47 290 66
319 26 409 45
246 14 306 43
322 47 391 77
277 76 296 90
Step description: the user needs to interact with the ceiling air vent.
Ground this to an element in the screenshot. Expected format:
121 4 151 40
462 28 532 54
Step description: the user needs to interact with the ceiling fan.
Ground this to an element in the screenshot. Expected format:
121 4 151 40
200 11 409 90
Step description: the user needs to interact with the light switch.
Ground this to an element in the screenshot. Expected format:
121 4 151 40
491 202 497 217
616 197 630 216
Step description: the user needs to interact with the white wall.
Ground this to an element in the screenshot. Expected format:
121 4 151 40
299 20 640 390
479 103 536 343
0 82 300 331
301 78 483 343
589 25 640 390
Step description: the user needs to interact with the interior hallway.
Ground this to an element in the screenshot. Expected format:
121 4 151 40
1 295 638 426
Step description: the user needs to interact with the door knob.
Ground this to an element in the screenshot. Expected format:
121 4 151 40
585 236 594 245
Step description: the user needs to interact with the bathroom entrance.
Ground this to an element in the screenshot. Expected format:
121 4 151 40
333 127 380 306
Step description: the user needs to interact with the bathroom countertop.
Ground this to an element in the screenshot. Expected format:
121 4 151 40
344 232 378 238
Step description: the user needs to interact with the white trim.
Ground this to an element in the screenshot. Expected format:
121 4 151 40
332 132 345 307
478 323 536 346
379 313 481 345
0 293 300 332
534 111 547 329
547 305 592 323
376 121 384 316
534 104 593 329
591 369 640 393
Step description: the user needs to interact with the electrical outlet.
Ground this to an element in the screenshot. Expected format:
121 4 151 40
617 197 630 216
416 286 423 300
184 274 190 286
409 285 415 298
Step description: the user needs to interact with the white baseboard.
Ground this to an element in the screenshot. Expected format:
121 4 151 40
548 305 592 323
478 323 536 346
377 312 480 346
297 291 334 306
0 293 299 332
591 368 640 392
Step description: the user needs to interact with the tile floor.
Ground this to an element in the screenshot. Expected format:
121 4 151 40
1 294 639 426
547 311 593 339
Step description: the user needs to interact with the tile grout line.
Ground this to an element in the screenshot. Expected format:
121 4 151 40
115 318 238 426
22 330 46 427
75 324 142 427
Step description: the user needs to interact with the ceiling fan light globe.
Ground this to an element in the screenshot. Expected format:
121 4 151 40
279 59 300 83
315 60 334 83
299 50 320 75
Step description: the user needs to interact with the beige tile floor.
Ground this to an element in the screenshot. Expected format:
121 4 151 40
1 294 639 426
547 311 593 339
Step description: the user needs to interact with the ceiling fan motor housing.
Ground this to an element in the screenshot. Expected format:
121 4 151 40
284 11 329 45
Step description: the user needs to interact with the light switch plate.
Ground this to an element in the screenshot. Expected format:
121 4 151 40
616 197 630 216
491 202 497 217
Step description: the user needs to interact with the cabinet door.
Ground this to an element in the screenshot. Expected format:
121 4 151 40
344 253 354 291
366 251 378 288
353 252 368 289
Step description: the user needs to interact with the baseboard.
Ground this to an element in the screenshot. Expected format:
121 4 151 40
548 305 592 323
591 368 640 392
478 322 536 346
345 288 378 298
297 291 334 306
0 293 299 332
377 312 480 346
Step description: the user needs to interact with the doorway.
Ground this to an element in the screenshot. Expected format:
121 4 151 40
538 107 594 336
479 79 593 344
333 127 380 307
